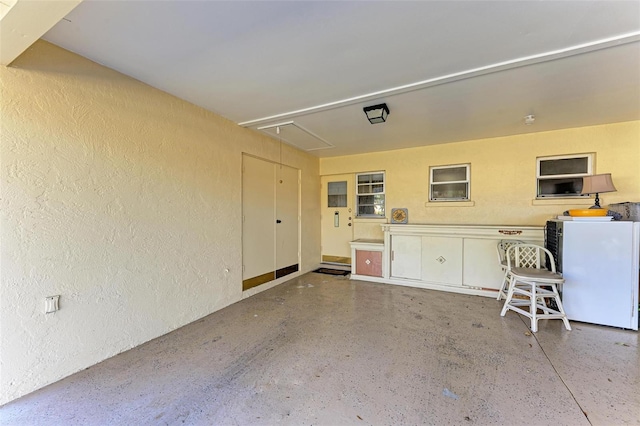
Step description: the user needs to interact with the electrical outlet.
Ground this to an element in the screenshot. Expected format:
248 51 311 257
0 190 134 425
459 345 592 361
45 295 60 314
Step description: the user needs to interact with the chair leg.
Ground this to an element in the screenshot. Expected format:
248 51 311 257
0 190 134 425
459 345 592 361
500 275 516 317
552 284 572 331
537 290 548 308
497 269 509 301
530 283 538 333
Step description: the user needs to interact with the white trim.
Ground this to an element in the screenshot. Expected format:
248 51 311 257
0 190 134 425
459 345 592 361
356 171 386 218
257 121 335 151
377 277 498 298
425 200 475 207
429 163 470 201
536 153 593 179
536 153 594 198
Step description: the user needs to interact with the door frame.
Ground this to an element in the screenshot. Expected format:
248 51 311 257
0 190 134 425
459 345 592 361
320 173 354 266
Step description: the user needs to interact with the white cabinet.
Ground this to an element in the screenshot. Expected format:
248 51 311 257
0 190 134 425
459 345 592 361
381 224 544 297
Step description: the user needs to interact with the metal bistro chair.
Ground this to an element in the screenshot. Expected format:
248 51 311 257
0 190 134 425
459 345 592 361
495 240 525 301
500 244 571 332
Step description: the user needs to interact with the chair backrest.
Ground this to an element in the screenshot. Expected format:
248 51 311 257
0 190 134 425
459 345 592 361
496 240 525 265
506 244 557 272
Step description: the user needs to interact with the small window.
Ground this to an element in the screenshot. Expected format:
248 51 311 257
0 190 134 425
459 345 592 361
356 172 385 217
327 181 347 207
430 164 470 201
537 154 593 198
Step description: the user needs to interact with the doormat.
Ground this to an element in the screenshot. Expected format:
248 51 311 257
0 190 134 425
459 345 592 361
313 268 350 276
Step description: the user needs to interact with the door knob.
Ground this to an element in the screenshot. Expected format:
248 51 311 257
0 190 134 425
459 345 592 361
276 220 282 223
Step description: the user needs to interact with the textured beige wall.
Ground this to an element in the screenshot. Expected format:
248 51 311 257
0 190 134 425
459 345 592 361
0 41 320 404
321 121 640 240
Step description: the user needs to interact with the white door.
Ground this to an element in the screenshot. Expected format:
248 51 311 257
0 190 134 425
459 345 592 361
276 164 299 277
242 155 276 288
320 174 354 265
242 155 300 291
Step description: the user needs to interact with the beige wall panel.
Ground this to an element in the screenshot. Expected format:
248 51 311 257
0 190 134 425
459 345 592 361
320 121 640 227
0 40 320 404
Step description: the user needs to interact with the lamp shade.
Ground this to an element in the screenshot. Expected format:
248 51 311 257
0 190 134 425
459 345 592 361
581 173 617 195
363 103 389 124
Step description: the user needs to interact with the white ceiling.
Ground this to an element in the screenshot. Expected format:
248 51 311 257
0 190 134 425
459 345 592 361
36 1 640 157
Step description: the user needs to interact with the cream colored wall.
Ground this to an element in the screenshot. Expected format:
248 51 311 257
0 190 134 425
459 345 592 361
0 41 320 404
321 121 640 240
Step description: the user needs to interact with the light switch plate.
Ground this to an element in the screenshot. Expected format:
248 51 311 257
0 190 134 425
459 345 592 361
45 295 60 313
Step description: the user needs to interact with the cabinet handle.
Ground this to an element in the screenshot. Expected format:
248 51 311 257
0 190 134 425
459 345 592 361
276 220 282 224
498 230 522 235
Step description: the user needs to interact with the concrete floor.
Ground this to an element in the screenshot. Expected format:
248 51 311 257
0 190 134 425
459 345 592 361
2 272 639 425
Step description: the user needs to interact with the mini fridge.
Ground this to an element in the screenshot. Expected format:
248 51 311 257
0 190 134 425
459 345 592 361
546 220 639 330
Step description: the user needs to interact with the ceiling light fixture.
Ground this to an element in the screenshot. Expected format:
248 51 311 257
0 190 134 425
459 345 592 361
524 114 535 125
363 103 390 124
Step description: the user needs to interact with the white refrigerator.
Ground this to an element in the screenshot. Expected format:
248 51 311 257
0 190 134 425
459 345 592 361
549 220 639 330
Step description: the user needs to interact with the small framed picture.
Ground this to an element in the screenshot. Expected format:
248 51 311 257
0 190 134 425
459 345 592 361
391 208 408 224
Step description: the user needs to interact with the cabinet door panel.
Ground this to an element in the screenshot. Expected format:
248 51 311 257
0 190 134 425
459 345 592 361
391 235 421 279
356 250 383 277
421 236 462 286
462 238 504 289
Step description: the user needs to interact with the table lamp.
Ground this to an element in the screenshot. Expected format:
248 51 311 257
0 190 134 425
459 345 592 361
581 173 616 208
